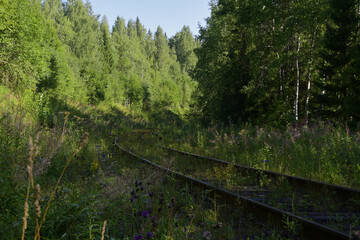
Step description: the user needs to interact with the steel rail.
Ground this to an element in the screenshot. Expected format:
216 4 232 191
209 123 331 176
159 145 360 201
115 138 353 240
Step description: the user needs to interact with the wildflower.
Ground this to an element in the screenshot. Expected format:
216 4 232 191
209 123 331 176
102 153 107 158
141 211 149 218
146 232 154 239
134 235 143 240
130 197 134 203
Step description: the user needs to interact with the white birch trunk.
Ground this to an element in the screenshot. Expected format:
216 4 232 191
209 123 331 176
295 33 301 122
305 59 312 126
305 27 317 126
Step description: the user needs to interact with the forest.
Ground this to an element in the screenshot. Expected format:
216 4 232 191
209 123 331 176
1 0 360 126
1 0 360 239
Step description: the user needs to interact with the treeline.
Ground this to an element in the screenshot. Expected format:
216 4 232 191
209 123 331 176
193 0 360 127
2 0 360 129
0 0 198 116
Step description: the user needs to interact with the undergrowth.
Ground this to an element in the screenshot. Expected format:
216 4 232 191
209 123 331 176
1 86 337 239
159 123 360 188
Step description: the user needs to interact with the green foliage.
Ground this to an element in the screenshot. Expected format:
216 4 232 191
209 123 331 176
1 0 197 116
162 123 360 188
0 0 50 91
192 0 360 128
100 16 116 72
317 0 360 124
170 26 199 73
3 0 360 238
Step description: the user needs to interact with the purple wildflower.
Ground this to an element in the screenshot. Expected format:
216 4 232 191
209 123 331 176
141 211 149 218
130 197 134 203
134 235 143 240
146 232 154 239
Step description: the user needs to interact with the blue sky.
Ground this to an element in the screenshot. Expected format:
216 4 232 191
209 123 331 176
88 0 211 37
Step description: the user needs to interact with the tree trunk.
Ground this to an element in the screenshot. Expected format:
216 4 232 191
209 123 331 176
358 1 360 29
305 27 317 126
295 32 301 123
304 59 312 126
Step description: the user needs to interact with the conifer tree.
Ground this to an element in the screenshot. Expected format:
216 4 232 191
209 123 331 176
135 17 146 43
100 16 115 71
112 16 130 72
318 0 359 122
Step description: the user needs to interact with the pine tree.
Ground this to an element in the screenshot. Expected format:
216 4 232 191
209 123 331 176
135 17 146 43
100 16 115 72
318 0 359 123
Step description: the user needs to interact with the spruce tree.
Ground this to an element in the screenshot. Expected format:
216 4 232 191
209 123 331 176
318 0 359 123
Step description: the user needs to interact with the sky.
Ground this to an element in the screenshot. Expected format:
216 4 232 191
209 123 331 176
88 0 211 37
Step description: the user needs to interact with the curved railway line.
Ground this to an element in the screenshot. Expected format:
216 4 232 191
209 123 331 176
115 132 360 239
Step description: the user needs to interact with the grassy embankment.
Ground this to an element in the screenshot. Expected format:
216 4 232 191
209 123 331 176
159 122 360 189
1 88 266 239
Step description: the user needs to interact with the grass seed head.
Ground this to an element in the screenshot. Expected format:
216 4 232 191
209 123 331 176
22 201 29 236
35 184 41 218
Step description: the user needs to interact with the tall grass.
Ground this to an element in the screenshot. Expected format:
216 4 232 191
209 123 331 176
162 123 360 188
1 86 323 239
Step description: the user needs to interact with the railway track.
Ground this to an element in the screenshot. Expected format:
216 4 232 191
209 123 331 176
159 145 360 202
115 133 360 239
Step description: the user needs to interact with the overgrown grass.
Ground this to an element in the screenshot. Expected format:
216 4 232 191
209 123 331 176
159 123 360 188
0 90 224 239
0 87 140 239
2 86 330 239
